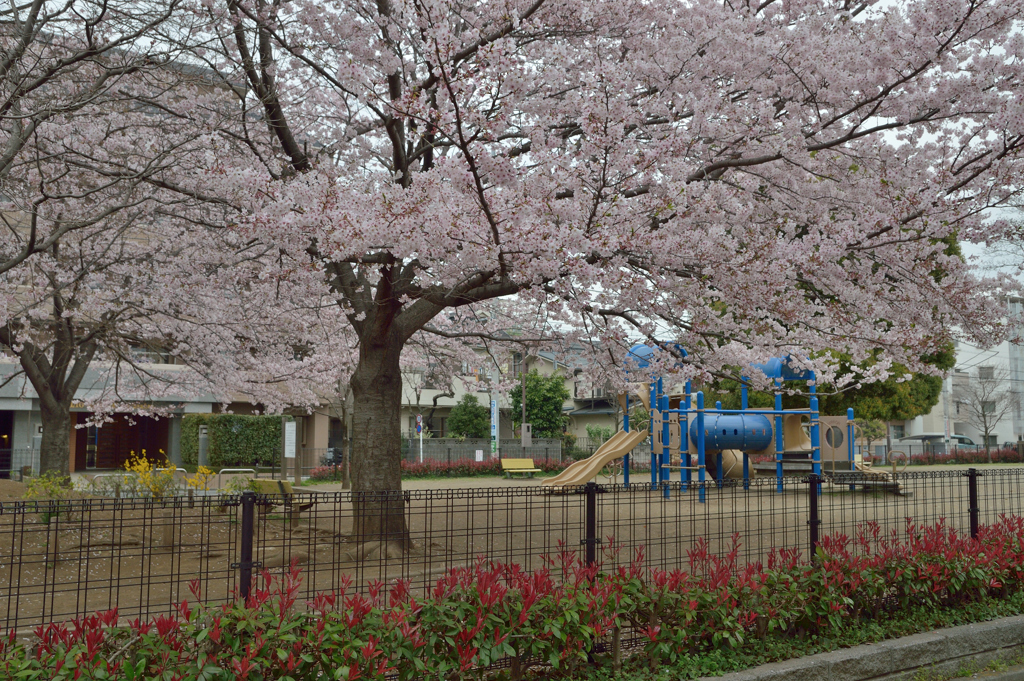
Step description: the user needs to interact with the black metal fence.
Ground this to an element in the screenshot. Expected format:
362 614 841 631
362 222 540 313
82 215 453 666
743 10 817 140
873 444 1024 465
0 448 36 479
1 468 1023 631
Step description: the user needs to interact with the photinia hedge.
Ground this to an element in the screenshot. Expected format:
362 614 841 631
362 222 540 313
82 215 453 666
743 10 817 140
181 414 282 467
5 517 1024 680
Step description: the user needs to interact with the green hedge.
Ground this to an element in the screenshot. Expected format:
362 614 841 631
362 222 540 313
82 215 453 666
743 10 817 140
181 414 281 467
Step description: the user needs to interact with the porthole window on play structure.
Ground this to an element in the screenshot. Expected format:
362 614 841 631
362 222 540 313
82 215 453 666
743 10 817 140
825 426 844 448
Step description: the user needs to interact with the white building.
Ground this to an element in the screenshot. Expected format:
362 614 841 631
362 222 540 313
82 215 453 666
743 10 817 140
900 299 1024 447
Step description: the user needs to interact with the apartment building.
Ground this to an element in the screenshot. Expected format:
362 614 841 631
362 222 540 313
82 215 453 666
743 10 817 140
899 298 1024 447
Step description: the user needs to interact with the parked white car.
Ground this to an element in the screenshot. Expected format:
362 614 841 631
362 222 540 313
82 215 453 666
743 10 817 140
896 434 982 450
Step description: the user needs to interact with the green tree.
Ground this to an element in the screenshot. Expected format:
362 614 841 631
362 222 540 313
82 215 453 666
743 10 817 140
586 424 613 442
446 394 490 438
855 419 888 454
510 370 570 438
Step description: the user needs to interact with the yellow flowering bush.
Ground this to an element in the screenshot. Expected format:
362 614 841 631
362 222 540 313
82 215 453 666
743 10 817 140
25 471 77 523
25 471 74 501
185 466 214 491
121 450 179 498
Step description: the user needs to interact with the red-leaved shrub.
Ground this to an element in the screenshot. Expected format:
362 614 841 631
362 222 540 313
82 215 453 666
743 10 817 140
6 517 1024 679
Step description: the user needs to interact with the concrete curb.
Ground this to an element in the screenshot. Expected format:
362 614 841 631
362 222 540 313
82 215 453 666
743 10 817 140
699 615 1024 681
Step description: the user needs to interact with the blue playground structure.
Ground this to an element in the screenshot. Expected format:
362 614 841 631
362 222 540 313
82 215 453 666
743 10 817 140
621 344 858 501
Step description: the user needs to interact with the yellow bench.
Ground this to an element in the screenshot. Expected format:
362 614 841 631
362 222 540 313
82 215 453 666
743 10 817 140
250 479 316 525
251 479 297 495
501 458 542 479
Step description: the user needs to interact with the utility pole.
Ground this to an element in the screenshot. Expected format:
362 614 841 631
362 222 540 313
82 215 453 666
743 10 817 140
521 353 526 432
943 373 952 456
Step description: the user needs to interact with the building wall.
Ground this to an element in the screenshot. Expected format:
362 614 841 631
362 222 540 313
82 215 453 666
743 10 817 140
902 337 1020 447
398 351 620 441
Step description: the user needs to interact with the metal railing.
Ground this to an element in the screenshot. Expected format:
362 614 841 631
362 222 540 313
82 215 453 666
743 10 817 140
400 437 564 463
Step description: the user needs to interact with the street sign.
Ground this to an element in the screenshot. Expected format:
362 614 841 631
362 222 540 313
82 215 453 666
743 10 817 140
416 414 423 462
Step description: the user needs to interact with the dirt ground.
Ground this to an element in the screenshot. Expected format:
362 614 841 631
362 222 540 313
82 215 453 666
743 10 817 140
0 479 28 501
0 464 1021 631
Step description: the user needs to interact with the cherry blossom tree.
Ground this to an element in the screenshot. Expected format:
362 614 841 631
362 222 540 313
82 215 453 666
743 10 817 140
0 0 199 278
185 0 1024 547
0 0 210 472
0 210 341 474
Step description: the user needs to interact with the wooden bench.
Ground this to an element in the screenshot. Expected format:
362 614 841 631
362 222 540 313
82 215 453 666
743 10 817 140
251 479 316 525
501 458 542 479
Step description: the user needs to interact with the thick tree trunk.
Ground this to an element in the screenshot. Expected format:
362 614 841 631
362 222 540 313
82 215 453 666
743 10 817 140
349 333 410 551
38 401 72 475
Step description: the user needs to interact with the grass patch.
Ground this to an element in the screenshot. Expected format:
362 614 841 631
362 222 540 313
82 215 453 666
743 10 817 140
569 595 1024 680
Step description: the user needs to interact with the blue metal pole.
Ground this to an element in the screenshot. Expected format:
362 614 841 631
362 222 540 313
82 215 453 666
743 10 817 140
650 382 658 489
714 401 724 487
811 396 821 495
683 381 691 491
623 393 630 488
847 407 855 491
775 381 784 494
741 375 749 490
661 394 671 499
697 391 706 504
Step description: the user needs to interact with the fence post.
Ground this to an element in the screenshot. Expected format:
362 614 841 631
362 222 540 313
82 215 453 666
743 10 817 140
582 481 599 567
967 468 980 539
808 473 821 561
234 491 257 600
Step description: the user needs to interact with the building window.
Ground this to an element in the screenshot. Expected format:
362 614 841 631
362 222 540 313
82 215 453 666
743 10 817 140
512 353 523 378
986 435 998 448
891 425 905 439
979 366 995 380
983 400 996 414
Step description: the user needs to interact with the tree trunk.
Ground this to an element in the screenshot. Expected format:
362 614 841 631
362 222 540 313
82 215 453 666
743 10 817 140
349 334 410 551
39 400 72 475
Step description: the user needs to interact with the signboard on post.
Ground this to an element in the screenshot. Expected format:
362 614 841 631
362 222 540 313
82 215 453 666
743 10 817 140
284 421 296 459
416 414 423 463
490 399 499 459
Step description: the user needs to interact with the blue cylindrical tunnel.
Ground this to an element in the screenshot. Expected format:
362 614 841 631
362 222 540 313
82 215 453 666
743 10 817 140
688 413 773 451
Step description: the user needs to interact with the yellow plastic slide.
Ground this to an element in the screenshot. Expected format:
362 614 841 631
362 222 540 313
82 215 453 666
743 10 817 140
542 429 650 487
